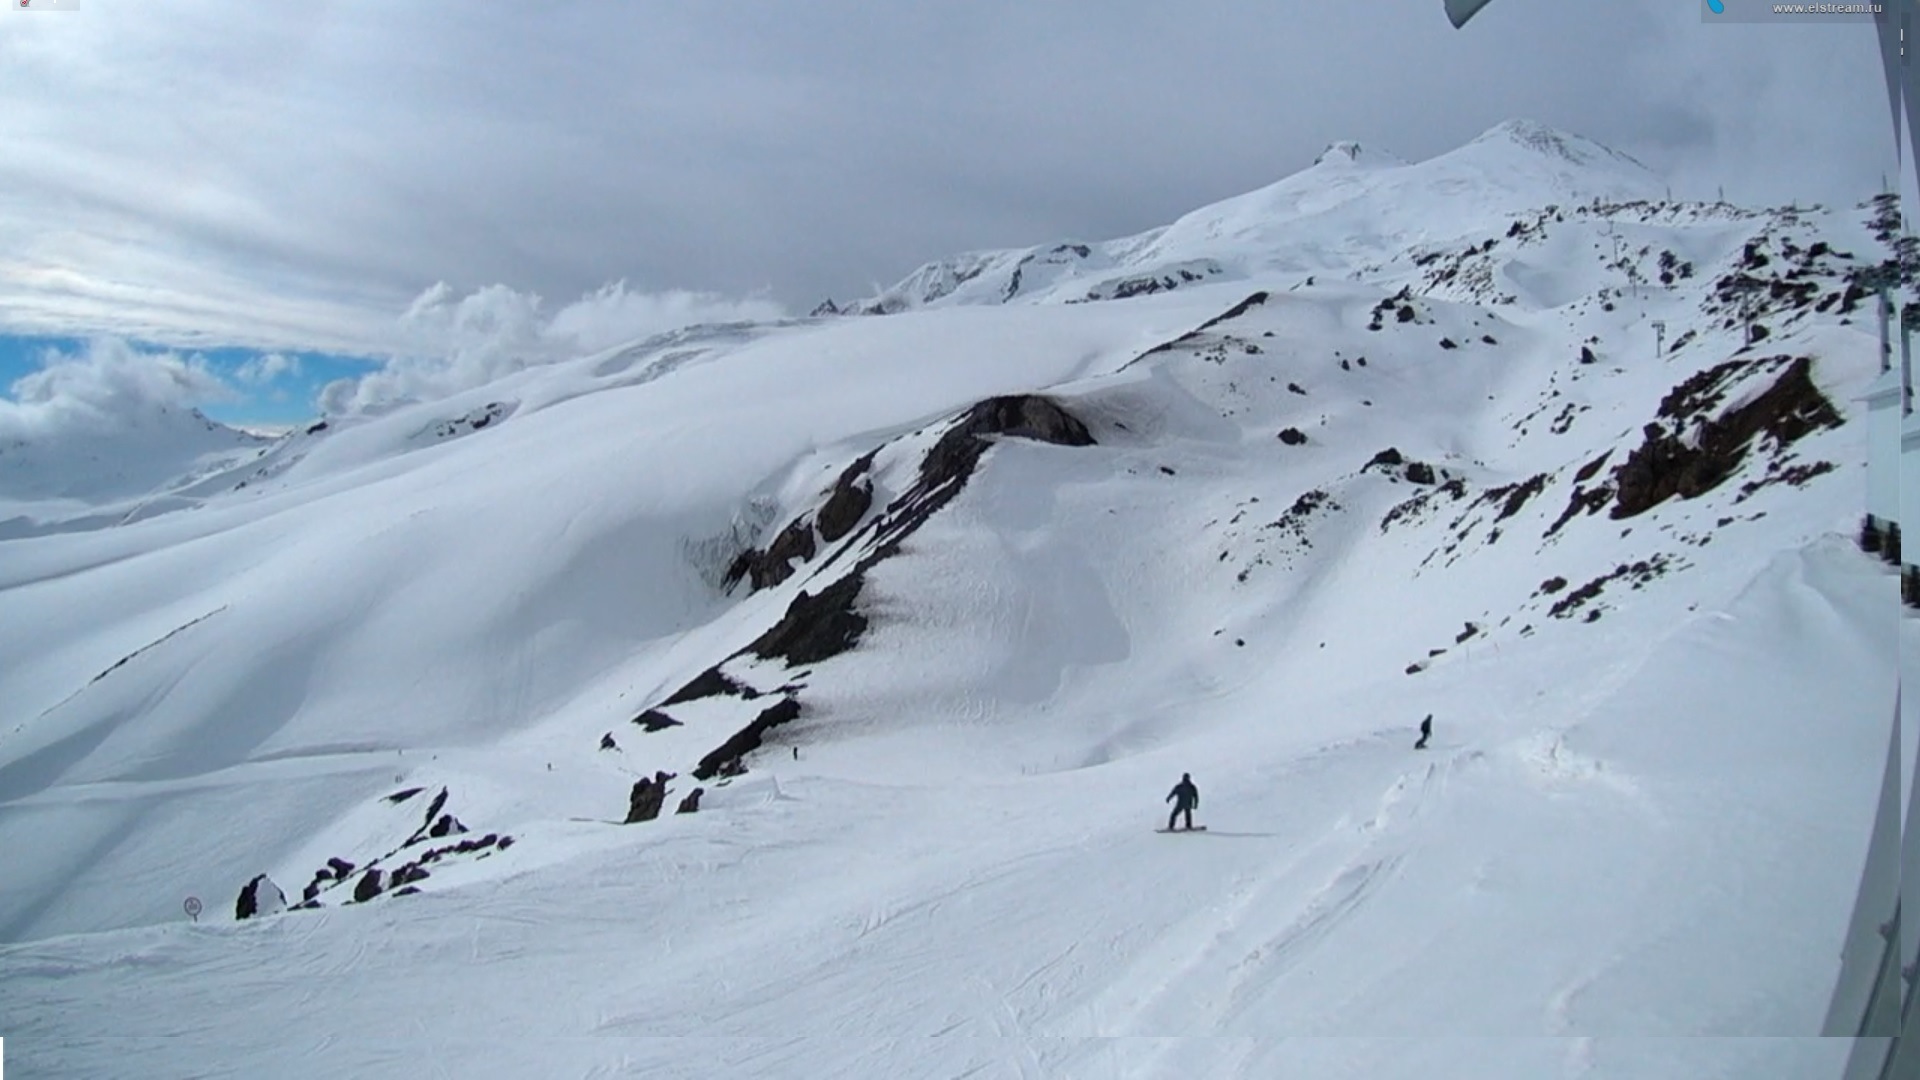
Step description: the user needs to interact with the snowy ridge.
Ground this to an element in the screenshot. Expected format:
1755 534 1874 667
0 123 1899 1078
854 119 1665 314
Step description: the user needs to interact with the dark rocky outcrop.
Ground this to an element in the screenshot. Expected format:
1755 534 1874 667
633 709 682 732
625 770 678 824
1405 462 1436 485
235 874 286 920
1194 291 1269 332
817 453 877 543
1572 451 1611 484
726 517 818 591
600 732 618 751
1278 427 1308 446
747 573 869 667
1483 473 1548 521
694 698 802 780
352 869 384 903
661 667 753 707
1548 557 1677 619
725 454 880 593
1612 357 1841 518
1544 481 1614 538
676 788 705 814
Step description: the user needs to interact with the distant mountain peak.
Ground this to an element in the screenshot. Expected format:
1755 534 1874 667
1472 118 1651 174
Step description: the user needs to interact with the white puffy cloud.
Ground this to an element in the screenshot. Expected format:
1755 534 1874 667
233 351 301 385
544 281 785 355
0 337 235 442
318 281 787 415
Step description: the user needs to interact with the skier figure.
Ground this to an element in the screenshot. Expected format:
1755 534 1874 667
1414 714 1433 750
1166 773 1199 831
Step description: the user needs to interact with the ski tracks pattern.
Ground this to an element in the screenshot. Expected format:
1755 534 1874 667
1058 741 1478 1040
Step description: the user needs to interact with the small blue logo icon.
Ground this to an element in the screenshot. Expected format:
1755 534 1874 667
1707 0 1724 11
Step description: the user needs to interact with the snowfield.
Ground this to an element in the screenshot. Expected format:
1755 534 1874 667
0 121 1898 1078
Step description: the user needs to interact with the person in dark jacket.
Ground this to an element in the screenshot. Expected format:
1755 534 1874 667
1166 773 1199 831
1414 714 1433 750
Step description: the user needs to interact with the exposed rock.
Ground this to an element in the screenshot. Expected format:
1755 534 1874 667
817 453 877 543
1194 291 1270 332
675 788 705 814
634 709 682 732
695 698 802 780
1544 481 1614 538
600 732 617 751
1486 473 1548 520
726 516 818 591
235 874 286 921
406 789 451 846
352 869 384 904
746 573 868 667
1278 427 1308 446
385 787 423 804
1612 357 1841 518
625 770 678 824
1549 557 1677 619
1405 462 1437 485
661 667 752 707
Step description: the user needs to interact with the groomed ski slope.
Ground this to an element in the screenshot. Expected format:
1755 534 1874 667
0 122 1898 1078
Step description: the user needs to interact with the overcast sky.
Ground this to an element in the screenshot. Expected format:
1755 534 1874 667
0 0 1899 422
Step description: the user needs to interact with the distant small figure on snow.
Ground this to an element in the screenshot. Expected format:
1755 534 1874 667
1166 773 1200 831
1415 714 1433 750
792 746 799 761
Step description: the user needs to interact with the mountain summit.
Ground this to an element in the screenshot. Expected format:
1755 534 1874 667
858 119 1664 313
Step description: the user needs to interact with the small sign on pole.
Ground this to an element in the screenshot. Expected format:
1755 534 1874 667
183 896 202 923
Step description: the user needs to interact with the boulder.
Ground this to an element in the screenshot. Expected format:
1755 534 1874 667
235 874 287 921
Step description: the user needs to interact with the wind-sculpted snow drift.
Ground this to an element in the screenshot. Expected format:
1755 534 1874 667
0 122 1898 1079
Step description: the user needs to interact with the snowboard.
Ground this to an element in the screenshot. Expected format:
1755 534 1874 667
1155 825 1207 833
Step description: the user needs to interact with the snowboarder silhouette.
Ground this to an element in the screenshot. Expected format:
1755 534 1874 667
1166 773 1199 831
1414 714 1432 750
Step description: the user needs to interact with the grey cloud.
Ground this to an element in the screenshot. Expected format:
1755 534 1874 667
0 0 1897 365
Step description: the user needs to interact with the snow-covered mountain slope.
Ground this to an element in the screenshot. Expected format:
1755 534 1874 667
0 402 268 538
856 119 1666 313
0 124 1900 1078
